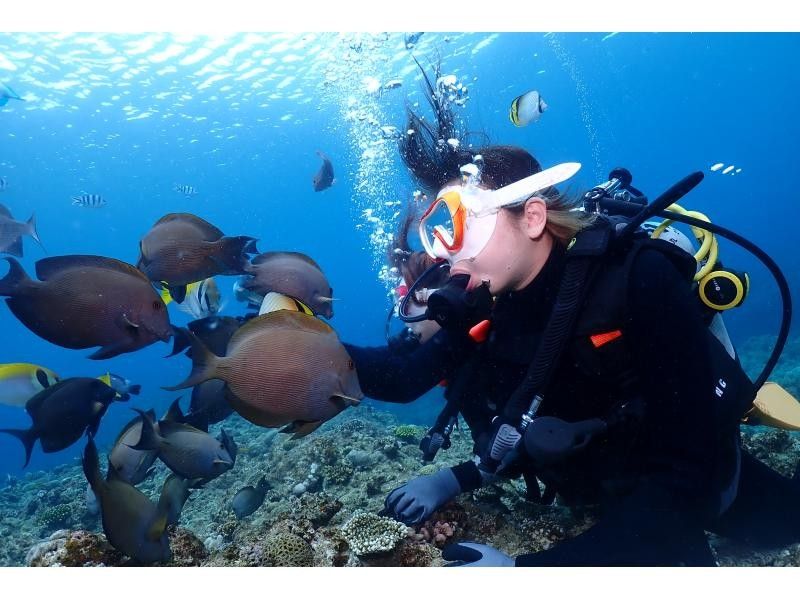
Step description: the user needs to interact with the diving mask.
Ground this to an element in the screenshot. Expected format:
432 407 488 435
419 162 582 263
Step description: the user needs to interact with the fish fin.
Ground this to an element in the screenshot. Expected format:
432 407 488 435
219 428 237 460
162 397 187 423
82 435 104 490
25 213 42 248
97 373 112 387
154 213 225 239
168 284 187 304
330 395 362 409
0 257 32 297
316 296 338 303
166 325 192 357
0 204 11 219
129 384 141 395
35 255 149 283
0 427 36 468
250 251 323 270
159 285 173 306
280 420 324 439
236 309 335 341
161 331 221 391
212 236 260 273
88 341 132 360
125 408 162 451
105 457 125 482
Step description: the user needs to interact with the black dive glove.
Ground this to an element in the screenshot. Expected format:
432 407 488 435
382 467 462 525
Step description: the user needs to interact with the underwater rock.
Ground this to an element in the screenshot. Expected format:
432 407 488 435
293 493 342 527
168 527 208 566
340 510 407 557
26 529 124 567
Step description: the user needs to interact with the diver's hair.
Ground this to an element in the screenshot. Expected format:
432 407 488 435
398 56 488 193
398 57 594 247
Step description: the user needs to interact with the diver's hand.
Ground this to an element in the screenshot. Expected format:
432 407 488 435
442 542 514 567
383 468 461 525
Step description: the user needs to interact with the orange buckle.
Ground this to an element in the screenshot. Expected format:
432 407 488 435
469 319 492 343
590 329 622 348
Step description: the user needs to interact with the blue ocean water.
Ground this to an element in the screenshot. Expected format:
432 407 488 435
0 31 797 482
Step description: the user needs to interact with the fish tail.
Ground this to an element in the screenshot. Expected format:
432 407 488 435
220 236 259 273
0 428 36 468
127 409 162 451
0 257 31 297
129 384 142 395
161 331 221 391
25 213 43 249
81 435 103 490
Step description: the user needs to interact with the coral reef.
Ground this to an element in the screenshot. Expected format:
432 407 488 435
393 424 424 443
263 532 314 567
4 397 800 567
36 504 74 531
340 510 408 557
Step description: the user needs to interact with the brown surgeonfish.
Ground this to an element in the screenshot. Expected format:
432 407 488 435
0 204 41 258
137 213 258 303
82 436 172 564
164 310 362 438
242 251 335 319
0 256 173 359
0 377 118 467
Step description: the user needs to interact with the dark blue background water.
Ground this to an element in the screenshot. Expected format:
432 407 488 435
0 32 797 479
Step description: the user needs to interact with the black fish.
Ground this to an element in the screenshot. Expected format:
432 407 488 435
158 473 192 527
83 436 172 564
130 409 235 483
231 476 269 519
312 151 335 192
108 409 160 485
0 377 117 467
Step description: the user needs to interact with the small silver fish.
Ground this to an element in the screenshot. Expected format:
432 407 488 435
72 194 107 208
174 184 198 196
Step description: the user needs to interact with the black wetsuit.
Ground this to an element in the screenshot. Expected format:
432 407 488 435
345 242 800 566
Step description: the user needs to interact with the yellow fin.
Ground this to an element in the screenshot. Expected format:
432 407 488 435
259 292 300 315
97 373 112 387
745 382 800 431
159 285 173 306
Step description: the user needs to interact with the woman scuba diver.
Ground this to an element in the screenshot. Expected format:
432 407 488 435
342 60 800 566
